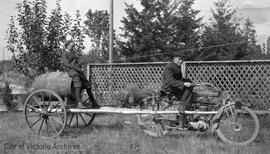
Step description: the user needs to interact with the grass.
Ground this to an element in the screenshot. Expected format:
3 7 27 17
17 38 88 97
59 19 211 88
0 111 269 154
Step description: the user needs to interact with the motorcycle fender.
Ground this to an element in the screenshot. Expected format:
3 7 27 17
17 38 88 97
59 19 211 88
211 107 224 134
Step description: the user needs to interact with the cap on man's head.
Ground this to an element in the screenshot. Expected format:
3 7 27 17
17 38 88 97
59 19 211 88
64 40 74 48
170 52 183 59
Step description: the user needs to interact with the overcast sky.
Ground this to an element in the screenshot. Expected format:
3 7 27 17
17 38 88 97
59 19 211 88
1 0 270 59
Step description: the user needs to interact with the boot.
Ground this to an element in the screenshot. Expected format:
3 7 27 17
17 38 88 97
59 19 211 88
182 115 188 128
178 104 185 114
86 88 100 109
76 87 87 109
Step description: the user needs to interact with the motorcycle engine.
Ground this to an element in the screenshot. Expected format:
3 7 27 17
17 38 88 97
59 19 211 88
188 104 209 131
189 120 209 131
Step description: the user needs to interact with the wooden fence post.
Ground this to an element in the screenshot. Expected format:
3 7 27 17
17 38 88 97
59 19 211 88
182 62 186 78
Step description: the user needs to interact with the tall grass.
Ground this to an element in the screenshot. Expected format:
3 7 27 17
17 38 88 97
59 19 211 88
0 112 269 154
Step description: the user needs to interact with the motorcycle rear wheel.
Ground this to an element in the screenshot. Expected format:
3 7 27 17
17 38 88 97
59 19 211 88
137 95 174 137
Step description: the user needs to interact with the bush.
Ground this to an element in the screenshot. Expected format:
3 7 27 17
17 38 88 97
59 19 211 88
116 84 143 108
1 82 16 111
24 76 34 90
116 84 158 108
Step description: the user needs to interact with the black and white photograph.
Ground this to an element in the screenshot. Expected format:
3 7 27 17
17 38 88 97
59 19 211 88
0 0 270 153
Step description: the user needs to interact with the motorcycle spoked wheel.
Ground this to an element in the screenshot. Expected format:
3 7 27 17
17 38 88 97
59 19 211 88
216 106 259 146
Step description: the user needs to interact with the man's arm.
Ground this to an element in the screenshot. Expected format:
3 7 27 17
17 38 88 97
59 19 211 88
61 54 82 72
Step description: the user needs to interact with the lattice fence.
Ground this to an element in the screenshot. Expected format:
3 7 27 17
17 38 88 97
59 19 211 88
185 60 270 110
88 60 270 110
88 63 167 106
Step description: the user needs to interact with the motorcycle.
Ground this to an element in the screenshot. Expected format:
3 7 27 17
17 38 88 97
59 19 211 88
137 83 259 146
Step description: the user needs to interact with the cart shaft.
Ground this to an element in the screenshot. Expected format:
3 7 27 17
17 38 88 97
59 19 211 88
67 107 219 115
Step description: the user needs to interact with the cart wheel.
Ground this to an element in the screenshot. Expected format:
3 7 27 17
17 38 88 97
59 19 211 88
66 113 95 127
137 95 172 137
216 106 259 145
66 90 95 127
24 89 67 138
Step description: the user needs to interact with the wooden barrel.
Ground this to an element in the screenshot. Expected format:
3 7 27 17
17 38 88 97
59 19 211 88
32 72 75 98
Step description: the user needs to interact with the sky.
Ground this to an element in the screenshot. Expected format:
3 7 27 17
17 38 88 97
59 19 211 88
1 0 270 60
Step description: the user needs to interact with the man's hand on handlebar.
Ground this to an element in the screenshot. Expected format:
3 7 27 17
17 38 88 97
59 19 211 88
184 82 202 87
184 82 192 87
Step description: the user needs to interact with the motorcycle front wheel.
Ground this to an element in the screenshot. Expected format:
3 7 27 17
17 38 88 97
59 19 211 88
216 106 259 146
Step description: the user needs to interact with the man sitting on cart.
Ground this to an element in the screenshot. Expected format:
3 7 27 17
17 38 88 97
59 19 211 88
61 40 100 109
161 53 193 124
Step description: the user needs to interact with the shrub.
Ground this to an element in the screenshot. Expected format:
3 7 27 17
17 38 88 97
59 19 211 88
1 82 16 111
24 76 34 90
116 84 158 108
116 84 144 108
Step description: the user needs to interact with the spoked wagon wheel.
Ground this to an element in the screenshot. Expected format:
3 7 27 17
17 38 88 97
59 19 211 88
137 95 173 137
24 89 67 138
216 106 259 145
66 90 95 128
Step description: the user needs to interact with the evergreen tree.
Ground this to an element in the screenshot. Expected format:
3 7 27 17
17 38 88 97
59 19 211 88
243 18 256 46
174 0 202 60
200 0 246 60
259 36 270 60
266 36 270 54
241 18 262 59
262 42 267 54
118 0 201 62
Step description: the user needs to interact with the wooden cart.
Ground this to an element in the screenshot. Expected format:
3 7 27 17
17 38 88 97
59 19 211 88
24 72 260 146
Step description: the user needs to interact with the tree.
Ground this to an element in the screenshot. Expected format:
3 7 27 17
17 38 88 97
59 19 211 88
261 42 267 54
257 36 270 60
84 10 111 60
200 0 246 60
46 0 65 71
9 0 49 77
241 18 262 59
70 10 85 56
62 12 72 40
266 36 270 54
6 16 20 65
173 0 202 60
118 0 202 62
242 18 256 46
6 0 84 77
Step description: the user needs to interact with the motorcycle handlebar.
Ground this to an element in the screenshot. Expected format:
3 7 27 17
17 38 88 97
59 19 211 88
190 82 211 87
189 82 221 92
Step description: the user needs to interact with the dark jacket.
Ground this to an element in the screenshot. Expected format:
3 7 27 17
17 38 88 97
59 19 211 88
61 51 84 78
161 61 185 92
